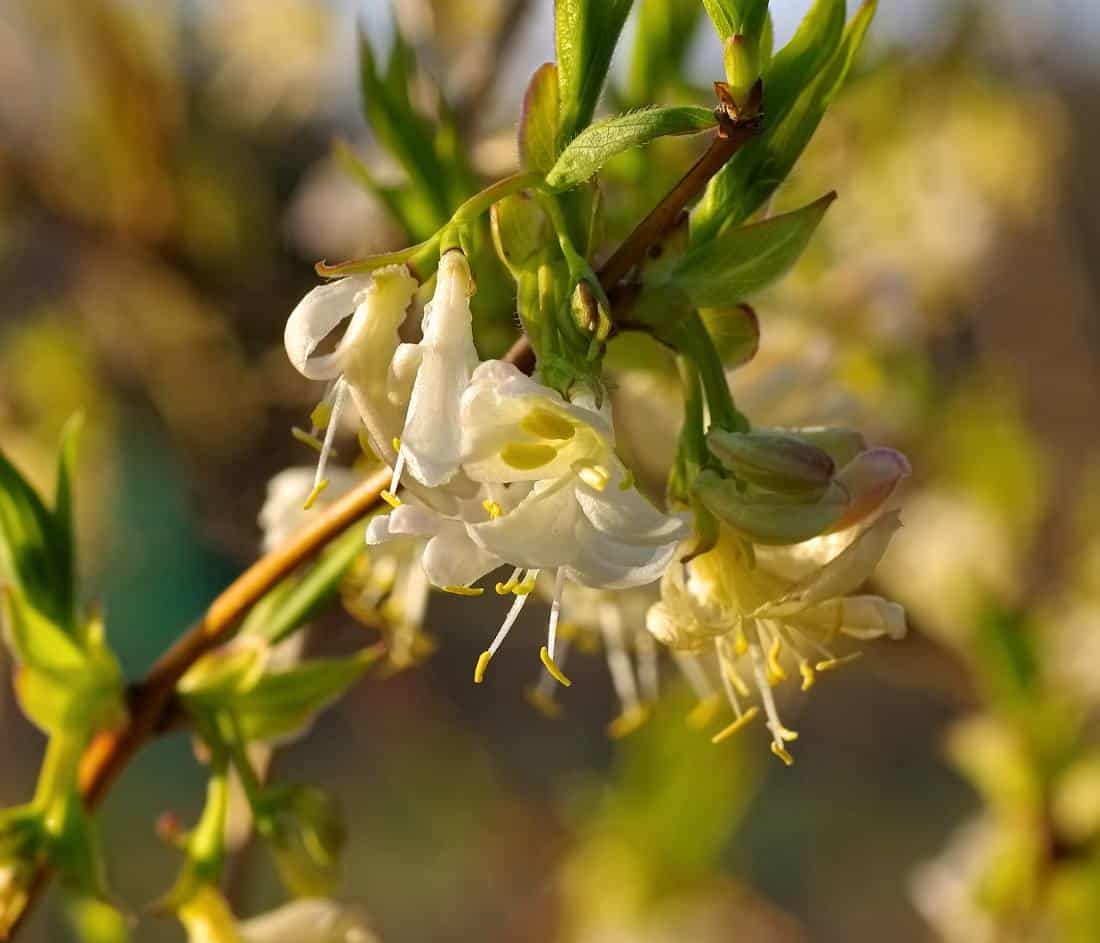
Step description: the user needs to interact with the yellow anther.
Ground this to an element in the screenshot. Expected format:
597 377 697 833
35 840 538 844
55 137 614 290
494 579 517 595
815 652 863 673
618 468 635 491
512 575 537 595
501 442 558 470
474 651 492 684
380 490 402 509
443 585 484 597
722 663 750 698
539 646 572 687
310 400 333 430
733 629 748 656
482 499 503 519
292 427 325 453
519 407 576 441
799 660 816 691
302 479 329 510
575 462 610 491
770 741 795 766
711 706 760 744
391 437 401 453
766 637 788 686
608 705 651 739
524 686 562 718
687 694 723 730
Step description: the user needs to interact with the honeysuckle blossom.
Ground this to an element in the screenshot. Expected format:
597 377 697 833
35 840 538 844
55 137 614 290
646 511 907 764
284 264 418 499
367 359 688 686
284 250 480 507
179 886 375 943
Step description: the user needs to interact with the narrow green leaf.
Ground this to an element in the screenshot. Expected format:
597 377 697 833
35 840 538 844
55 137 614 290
233 650 379 743
763 0 845 125
358 28 452 225
693 0 876 240
51 414 82 628
701 0 769 41
519 63 560 173
625 0 702 105
671 193 834 307
546 106 717 190
555 0 635 149
240 524 366 648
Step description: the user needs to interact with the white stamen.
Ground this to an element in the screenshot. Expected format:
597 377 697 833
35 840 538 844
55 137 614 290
599 602 640 714
716 637 744 717
674 651 714 702
635 630 659 703
546 568 566 658
314 378 347 490
746 630 791 747
488 589 531 656
388 446 407 497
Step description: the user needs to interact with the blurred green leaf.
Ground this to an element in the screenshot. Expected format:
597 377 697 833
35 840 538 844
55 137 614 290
231 649 378 743
624 0 702 105
359 26 464 230
701 0 769 42
239 524 365 648
694 0 875 240
0 444 72 631
519 63 560 174
555 0 635 149
671 193 834 306
546 106 717 190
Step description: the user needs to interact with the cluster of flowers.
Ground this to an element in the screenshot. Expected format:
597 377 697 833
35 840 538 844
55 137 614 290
282 249 910 763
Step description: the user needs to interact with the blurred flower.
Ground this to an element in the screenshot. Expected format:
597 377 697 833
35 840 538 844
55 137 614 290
910 817 997 943
179 885 375 943
647 512 906 764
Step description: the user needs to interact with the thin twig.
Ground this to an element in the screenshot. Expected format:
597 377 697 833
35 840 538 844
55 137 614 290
4 109 756 940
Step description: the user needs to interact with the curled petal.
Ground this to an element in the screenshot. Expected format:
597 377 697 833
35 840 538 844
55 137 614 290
829 448 911 532
284 275 373 380
575 467 690 546
762 511 903 616
787 595 908 641
421 520 503 588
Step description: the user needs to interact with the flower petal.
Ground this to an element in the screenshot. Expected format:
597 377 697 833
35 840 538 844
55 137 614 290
421 519 503 588
284 275 373 380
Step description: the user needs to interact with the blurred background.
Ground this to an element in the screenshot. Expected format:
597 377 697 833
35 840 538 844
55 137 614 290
1 0 1099 940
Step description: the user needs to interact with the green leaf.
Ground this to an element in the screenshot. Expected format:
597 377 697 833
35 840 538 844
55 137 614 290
555 0 635 149
231 650 379 743
546 106 717 190
701 0 769 42
519 63 560 173
240 524 365 648
625 0 702 105
701 303 759 366
52 414 82 631
693 0 875 240
359 27 454 227
670 193 834 307
4 592 123 735
0 448 68 630
762 0 844 126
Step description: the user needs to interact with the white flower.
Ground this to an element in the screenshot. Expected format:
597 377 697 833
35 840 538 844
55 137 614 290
394 249 479 488
259 467 359 554
284 264 418 499
368 360 687 688
646 512 906 763
179 886 375 943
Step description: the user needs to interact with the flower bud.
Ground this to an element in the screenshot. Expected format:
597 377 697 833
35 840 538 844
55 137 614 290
707 429 835 496
694 470 848 545
721 35 762 115
490 194 550 277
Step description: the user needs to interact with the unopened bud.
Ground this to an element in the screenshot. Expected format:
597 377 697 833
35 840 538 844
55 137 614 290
722 35 761 114
694 470 848 545
707 429 835 496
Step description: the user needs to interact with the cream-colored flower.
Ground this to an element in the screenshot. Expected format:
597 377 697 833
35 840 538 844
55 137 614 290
646 513 906 763
179 886 374 943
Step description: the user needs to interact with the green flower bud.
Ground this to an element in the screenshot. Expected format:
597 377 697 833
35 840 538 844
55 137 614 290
707 429 836 496
694 470 848 545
